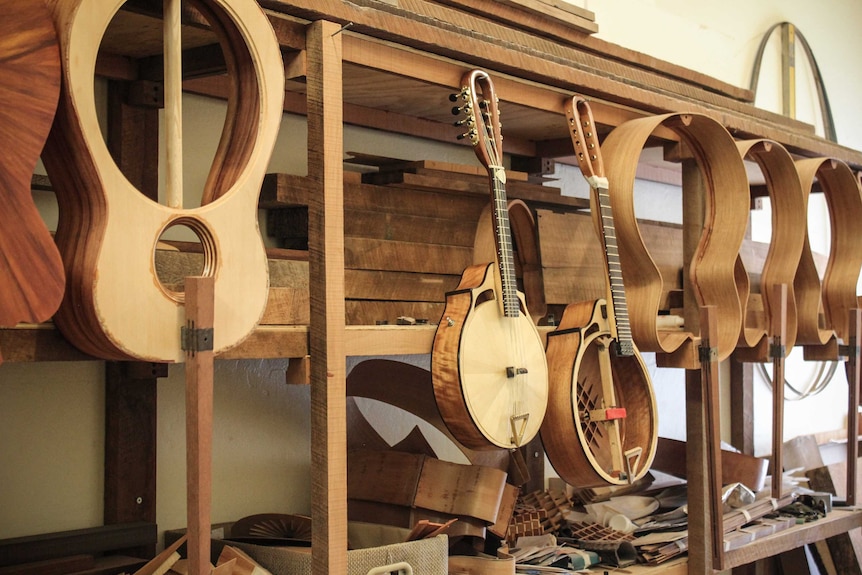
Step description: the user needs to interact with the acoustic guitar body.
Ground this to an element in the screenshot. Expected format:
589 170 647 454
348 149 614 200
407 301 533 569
0 0 65 327
542 299 657 487
43 0 284 361
433 262 549 450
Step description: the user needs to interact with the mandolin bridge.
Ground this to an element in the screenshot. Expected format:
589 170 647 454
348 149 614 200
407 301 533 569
509 412 530 447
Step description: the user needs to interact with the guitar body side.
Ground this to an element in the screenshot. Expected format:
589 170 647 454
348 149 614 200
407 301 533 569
542 299 658 487
0 0 65 327
433 263 549 450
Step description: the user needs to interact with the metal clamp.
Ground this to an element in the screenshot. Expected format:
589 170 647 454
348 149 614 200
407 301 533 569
181 324 214 353
698 345 718 363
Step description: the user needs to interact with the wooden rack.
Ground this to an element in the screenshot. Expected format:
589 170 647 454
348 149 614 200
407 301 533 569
5 2 862 575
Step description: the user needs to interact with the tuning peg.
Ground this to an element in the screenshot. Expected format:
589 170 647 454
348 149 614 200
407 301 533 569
456 128 476 141
453 116 473 127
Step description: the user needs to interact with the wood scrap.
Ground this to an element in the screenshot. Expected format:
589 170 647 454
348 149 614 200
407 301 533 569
217 546 272 575
133 535 186 575
651 436 769 493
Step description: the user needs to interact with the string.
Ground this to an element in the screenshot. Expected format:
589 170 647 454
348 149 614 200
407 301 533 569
478 95 530 447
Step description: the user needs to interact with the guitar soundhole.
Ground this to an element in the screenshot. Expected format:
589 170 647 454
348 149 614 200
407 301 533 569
153 218 216 302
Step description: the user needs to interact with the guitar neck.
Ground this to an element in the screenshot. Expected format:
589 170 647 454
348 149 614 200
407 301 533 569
596 184 634 356
491 174 521 318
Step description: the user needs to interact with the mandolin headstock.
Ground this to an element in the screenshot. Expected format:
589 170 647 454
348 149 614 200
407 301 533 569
451 69 503 175
565 95 605 183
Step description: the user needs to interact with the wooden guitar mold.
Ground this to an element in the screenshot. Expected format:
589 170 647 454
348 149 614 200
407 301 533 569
733 140 806 361
599 113 750 368
0 0 65 329
793 158 862 350
43 0 284 361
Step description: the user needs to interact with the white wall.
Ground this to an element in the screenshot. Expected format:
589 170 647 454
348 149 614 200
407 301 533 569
2 0 861 542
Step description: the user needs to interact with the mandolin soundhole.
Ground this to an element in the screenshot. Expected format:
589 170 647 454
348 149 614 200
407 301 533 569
576 338 632 476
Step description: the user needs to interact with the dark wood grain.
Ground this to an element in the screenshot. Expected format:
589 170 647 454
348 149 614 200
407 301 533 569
0 0 65 328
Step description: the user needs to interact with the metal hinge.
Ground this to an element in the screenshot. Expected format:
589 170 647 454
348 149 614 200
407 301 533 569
181 324 214 353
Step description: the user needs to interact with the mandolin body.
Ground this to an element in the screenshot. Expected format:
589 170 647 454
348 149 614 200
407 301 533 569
433 262 549 450
542 298 657 487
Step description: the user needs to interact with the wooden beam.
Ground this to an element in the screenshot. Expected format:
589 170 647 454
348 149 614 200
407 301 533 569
729 355 755 456
184 276 215 575
104 362 163 558
0 524 157 567
306 20 348 575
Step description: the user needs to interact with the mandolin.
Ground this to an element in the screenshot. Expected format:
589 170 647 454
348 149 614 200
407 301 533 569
43 0 284 362
540 96 657 487
432 69 549 451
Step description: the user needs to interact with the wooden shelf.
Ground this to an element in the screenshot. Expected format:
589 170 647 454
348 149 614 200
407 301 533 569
723 508 862 569
8 2 862 575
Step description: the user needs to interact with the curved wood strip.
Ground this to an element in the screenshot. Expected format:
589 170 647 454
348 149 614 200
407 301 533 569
734 140 806 357
0 0 65 327
600 113 749 364
43 0 283 361
346 358 511 471
794 158 862 346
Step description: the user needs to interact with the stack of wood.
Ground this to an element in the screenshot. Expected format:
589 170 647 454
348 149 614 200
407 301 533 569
261 156 576 326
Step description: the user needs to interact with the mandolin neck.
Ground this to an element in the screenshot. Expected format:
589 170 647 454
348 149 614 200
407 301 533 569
596 183 634 356
491 171 521 318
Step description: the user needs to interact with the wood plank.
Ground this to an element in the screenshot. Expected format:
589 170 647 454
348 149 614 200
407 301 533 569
306 20 348 575
345 237 472 275
344 270 460 302
261 174 490 219
260 287 310 325
345 325 435 356
0 524 157 567
723 510 862 569
367 170 589 210
344 208 479 246
345 301 444 326
0 326 92 363
429 0 755 103
184 277 215 575
216 325 309 359
651 437 768 493
0 555 94 575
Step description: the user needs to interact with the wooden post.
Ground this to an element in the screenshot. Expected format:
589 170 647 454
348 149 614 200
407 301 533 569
771 284 788 500
185 276 215 575
846 308 861 506
687 305 724 574
104 361 166 558
306 20 347 575
729 355 755 455
164 0 183 209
